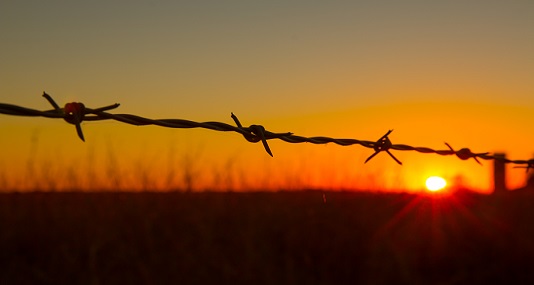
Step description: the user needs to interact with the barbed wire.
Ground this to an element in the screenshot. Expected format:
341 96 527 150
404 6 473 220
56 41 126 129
1 92 532 171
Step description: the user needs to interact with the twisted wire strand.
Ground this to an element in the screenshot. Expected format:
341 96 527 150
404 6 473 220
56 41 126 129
0 92 532 170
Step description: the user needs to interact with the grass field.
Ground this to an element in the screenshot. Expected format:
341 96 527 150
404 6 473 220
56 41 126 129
1 191 534 284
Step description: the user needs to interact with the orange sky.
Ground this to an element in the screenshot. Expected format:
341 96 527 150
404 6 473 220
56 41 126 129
1 1 533 193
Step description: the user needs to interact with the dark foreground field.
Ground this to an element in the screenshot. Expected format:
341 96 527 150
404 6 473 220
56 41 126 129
1 191 534 285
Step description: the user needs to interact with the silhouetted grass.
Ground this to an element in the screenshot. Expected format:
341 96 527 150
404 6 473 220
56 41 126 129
1 191 534 284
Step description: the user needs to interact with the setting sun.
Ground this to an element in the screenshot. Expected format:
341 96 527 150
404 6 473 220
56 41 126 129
425 176 447 192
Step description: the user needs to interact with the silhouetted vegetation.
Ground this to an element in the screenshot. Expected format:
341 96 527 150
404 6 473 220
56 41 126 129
1 191 534 284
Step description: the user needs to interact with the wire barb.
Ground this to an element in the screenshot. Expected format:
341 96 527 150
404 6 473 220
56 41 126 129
365 130 402 165
444 142 488 165
231 112 291 157
514 159 534 173
39 93 121 142
64 102 86 141
42 92 61 112
0 92 532 169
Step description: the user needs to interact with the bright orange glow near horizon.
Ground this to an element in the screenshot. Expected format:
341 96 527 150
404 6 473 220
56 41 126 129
1 1 533 193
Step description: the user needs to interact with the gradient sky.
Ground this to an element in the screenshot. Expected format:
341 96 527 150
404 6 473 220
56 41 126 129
1 1 533 192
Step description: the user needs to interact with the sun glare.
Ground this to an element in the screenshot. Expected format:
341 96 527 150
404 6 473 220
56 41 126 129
425 176 447 192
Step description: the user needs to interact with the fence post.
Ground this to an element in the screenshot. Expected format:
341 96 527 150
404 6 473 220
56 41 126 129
527 153 534 190
493 153 507 193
